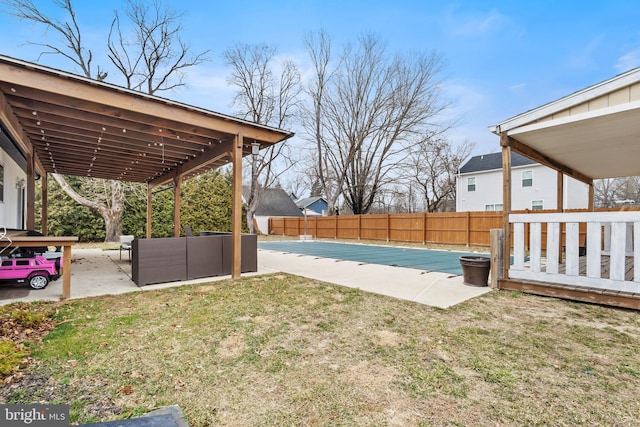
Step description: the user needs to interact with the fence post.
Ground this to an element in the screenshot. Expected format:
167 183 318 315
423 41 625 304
358 214 362 241
422 212 427 245
387 214 390 242
490 228 504 289
466 212 471 247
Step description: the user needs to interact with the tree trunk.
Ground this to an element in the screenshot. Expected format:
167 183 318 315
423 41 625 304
51 174 125 242
103 208 124 242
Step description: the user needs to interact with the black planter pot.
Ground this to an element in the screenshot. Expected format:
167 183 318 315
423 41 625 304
459 256 491 287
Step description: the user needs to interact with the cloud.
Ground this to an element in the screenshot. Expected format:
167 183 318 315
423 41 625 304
566 35 604 69
448 8 508 36
439 80 498 150
508 83 527 96
172 63 236 114
445 81 486 111
616 48 640 72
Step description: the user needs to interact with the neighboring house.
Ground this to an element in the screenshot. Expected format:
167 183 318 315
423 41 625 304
242 186 303 234
294 196 328 216
456 152 589 212
0 124 27 229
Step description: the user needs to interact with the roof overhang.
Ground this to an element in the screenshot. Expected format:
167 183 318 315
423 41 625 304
490 68 640 181
0 55 294 186
505 101 640 180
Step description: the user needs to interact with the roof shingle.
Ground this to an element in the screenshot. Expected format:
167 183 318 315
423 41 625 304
459 152 536 174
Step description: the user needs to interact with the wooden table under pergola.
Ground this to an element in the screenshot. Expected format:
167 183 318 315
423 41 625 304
0 54 293 299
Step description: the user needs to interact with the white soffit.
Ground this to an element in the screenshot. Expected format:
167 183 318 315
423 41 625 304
508 101 640 179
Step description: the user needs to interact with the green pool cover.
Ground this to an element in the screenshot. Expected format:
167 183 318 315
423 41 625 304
258 241 485 275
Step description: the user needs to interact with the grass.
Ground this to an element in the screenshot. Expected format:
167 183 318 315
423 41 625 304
0 341 26 376
1 274 640 426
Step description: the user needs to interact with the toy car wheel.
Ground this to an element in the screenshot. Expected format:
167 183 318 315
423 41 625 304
28 274 49 290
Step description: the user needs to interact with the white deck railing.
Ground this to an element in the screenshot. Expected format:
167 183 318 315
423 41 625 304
509 211 640 293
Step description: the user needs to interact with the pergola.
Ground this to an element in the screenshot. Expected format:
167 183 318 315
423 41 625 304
489 67 640 308
0 54 293 286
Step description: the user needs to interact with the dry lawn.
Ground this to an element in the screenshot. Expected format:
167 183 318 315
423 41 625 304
1 273 639 426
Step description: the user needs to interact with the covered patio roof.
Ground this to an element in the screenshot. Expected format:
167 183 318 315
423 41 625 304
0 54 293 186
490 67 640 289
490 67 640 183
0 54 294 282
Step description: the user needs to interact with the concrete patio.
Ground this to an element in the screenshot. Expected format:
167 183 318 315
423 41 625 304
0 246 491 309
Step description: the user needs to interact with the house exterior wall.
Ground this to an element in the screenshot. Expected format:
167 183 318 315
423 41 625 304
307 199 328 215
0 147 27 229
456 163 589 212
254 216 269 235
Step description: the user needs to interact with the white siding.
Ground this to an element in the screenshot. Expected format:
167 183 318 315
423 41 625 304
457 164 589 212
255 216 269 235
0 148 27 229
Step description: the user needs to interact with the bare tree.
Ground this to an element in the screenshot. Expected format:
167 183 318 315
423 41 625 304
108 0 209 95
302 30 344 215
2 0 107 79
3 0 209 241
223 42 302 233
594 178 622 208
615 176 640 205
594 177 640 208
407 136 473 212
304 32 449 214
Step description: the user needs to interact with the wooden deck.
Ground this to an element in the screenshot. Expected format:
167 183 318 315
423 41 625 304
505 211 640 309
501 255 640 310
557 255 635 282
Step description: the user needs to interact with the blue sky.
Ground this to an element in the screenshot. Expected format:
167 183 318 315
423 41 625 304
1 0 640 156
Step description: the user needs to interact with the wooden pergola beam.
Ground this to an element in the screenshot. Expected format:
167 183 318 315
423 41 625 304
505 134 593 185
0 91 32 156
149 147 230 187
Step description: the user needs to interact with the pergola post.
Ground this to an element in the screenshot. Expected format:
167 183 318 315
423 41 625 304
173 175 182 237
501 133 512 283
41 173 48 235
146 183 153 238
26 149 35 230
557 171 564 263
557 171 564 211
232 133 244 279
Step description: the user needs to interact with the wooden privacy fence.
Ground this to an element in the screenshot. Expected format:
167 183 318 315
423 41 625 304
270 212 503 247
269 208 640 248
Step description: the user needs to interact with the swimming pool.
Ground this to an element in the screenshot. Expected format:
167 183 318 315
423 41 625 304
258 241 485 275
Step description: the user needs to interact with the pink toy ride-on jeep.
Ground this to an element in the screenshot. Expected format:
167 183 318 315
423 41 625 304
0 255 60 289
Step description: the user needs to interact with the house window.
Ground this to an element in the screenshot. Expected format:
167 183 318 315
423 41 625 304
485 204 503 211
532 200 544 210
0 164 3 202
522 170 533 187
467 177 476 192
